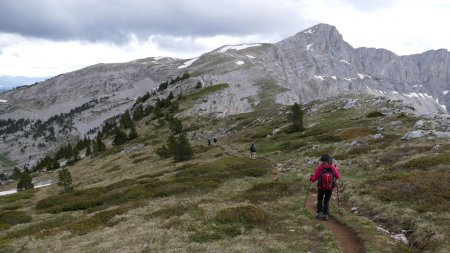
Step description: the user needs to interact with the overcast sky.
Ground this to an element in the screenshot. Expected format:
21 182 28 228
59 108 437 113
0 0 449 78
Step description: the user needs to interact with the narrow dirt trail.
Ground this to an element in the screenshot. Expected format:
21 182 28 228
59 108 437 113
218 141 365 252
307 193 365 253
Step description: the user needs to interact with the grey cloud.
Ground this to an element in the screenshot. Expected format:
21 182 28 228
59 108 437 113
0 0 308 43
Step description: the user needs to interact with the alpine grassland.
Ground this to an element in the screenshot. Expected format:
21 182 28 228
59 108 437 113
1 94 448 253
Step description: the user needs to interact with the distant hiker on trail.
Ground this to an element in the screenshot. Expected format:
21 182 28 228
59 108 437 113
208 138 212 146
213 137 217 145
310 154 340 221
249 143 256 159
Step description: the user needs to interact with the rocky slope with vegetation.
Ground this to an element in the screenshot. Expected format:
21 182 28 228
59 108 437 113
1 23 450 173
0 89 449 252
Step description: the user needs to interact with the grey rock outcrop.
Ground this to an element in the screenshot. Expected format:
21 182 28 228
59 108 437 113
1 23 450 172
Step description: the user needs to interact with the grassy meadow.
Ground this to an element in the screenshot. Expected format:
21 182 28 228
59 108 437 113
0 94 448 253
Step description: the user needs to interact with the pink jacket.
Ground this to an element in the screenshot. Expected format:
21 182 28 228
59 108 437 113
310 163 341 189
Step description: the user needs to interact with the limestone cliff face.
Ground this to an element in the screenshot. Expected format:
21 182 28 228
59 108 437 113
272 24 449 113
1 23 449 171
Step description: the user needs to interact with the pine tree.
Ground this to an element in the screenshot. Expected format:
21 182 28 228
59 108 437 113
85 145 92 156
128 125 138 140
174 133 193 162
166 134 178 155
168 91 174 100
290 103 304 132
57 168 73 193
12 167 21 180
156 144 171 158
72 148 80 161
64 144 73 160
169 117 183 134
120 111 133 129
93 134 106 154
17 169 34 191
169 102 179 113
113 128 128 146
132 105 144 121
51 160 60 170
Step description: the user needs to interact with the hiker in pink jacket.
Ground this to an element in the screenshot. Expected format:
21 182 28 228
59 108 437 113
310 154 340 221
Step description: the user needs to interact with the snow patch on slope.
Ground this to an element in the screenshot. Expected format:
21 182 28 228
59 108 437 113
314 75 324 80
235 61 245 65
178 57 198 69
0 99 7 103
219 44 261 53
357 73 372 79
0 182 52 196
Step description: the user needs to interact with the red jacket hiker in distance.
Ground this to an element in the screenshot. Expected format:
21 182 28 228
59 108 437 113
310 163 341 189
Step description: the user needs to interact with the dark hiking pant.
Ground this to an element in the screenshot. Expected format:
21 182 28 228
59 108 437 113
317 189 333 215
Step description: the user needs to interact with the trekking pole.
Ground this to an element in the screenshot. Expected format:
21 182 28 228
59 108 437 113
303 175 312 209
336 183 341 214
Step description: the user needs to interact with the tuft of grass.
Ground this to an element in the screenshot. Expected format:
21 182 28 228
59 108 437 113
394 154 450 170
105 165 121 173
396 153 450 170
2 214 75 239
364 171 450 212
132 155 153 164
146 203 203 219
339 128 375 139
36 157 269 214
315 134 342 143
188 83 229 100
366 111 385 118
0 210 32 228
215 205 269 229
129 152 145 159
64 206 128 235
250 127 273 139
239 181 301 203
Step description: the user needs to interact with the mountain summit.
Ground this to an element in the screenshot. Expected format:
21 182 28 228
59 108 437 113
0 23 449 169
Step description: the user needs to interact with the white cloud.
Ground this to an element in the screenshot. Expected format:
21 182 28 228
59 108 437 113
297 0 450 55
0 32 281 77
1 0 450 77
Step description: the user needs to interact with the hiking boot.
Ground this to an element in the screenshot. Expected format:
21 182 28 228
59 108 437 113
323 214 329 221
316 212 323 219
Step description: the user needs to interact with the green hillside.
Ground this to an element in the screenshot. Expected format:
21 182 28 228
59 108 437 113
1 91 448 253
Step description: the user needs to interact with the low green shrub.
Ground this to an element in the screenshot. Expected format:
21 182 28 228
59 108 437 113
364 171 450 212
215 205 269 229
188 83 230 100
65 206 128 235
339 128 375 139
366 111 385 118
146 203 202 219
105 165 121 173
0 189 35 204
132 155 153 164
250 127 273 139
0 211 32 228
316 134 342 143
397 153 450 170
239 181 301 203
2 214 75 239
